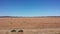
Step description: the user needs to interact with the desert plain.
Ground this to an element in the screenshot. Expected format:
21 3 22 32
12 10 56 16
0 16 60 34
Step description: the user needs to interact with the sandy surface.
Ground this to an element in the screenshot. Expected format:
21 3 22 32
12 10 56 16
0 17 60 34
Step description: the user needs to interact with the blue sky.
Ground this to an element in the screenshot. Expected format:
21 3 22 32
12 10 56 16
0 0 60 16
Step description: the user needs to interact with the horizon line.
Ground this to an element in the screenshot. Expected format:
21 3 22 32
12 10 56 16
0 16 60 18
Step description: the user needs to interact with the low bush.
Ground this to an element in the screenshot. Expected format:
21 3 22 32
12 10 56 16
11 29 16 32
18 30 23 32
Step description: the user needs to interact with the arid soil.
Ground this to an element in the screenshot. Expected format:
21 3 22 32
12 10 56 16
0 16 60 34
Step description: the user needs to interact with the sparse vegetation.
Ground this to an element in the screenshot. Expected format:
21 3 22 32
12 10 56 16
11 29 16 32
18 30 23 32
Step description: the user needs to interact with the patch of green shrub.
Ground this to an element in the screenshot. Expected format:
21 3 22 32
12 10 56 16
11 29 16 32
18 30 23 32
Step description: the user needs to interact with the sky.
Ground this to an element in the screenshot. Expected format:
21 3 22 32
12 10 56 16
0 0 60 16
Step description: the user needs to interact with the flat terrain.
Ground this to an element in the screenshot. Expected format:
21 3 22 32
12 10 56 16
0 16 60 34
